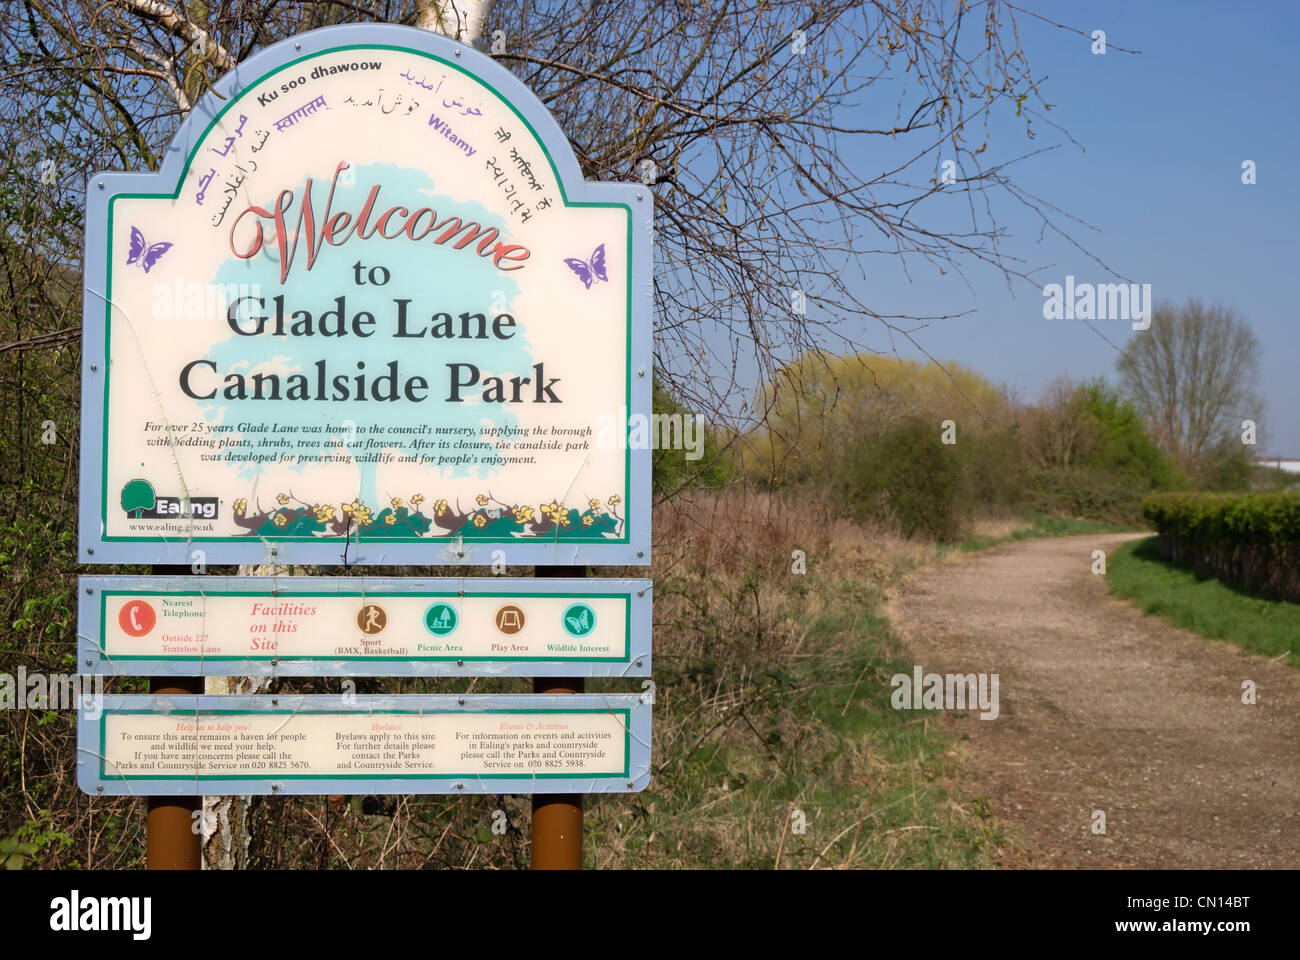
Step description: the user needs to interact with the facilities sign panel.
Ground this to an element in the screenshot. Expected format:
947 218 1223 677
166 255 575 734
79 694 650 795
79 575 650 676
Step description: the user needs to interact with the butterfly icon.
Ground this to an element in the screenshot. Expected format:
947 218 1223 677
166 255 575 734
565 607 592 635
126 226 173 273
563 243 607 289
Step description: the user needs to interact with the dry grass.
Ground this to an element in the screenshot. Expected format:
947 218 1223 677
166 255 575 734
5 485 1007 870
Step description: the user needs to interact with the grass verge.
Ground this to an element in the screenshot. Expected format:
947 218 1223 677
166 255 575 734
587 574 1007 868
1107 536 1300 667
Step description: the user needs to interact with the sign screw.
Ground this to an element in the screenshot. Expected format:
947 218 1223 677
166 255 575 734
636 551 644 558
89 364 97 371
636 588 644 596
87 548 94 555
456 783 465 790
271 698 278 706
97 181 104 189
636 193 643 200
294 42 301 49
458 697 465 705
85 659 92 666
96 784 104 792
86 587 93 594
626 781 634 789
457 658 463 666
455 49 462 56
272 784 281 792
637 368 644 377
635 659 642 667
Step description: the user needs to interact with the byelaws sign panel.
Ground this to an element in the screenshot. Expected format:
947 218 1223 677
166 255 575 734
79 695 650 795
79 24 652 566
79 576 651 676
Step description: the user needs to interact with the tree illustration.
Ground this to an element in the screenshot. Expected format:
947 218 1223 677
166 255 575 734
120 479 155 518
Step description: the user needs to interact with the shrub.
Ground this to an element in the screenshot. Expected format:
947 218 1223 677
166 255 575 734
839 416 969 541
1142 492 1300 602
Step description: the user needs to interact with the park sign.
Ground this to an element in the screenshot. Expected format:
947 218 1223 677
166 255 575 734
78 24 652 567
78 575 651 677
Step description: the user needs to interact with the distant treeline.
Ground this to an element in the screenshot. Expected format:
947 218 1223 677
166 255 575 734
659 354 1294 542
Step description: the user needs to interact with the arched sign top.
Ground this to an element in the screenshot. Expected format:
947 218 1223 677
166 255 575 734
157 26 599 210
80 24 653 567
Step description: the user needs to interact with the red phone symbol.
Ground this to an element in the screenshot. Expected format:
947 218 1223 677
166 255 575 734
118 601 156 637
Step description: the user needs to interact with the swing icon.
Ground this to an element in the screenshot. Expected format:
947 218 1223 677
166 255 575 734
495 605 526 635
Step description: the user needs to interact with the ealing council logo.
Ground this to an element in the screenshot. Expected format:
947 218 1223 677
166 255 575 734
121 479 218 520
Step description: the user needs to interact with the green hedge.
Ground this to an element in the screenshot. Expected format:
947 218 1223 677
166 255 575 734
1141 492 1300 602
1142 492 1300 542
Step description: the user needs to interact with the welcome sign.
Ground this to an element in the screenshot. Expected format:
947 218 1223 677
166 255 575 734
79 24 652 566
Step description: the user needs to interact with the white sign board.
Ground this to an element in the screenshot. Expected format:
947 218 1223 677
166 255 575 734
79 24 652 566
80 694 650 795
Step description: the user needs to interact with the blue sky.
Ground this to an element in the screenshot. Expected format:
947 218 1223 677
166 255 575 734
828 1 1298 455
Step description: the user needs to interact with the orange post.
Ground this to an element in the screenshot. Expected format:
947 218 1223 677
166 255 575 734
146 674 203 869
146 564 202 870
532 565 585 870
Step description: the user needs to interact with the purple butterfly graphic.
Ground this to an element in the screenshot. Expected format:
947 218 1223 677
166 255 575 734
126 226 173 273
563 243 607 289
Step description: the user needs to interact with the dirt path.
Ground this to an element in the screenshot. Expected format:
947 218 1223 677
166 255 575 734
889 533 1300 868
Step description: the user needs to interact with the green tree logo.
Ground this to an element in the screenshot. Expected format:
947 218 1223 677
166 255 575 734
121 479 156 518
424 603 458 637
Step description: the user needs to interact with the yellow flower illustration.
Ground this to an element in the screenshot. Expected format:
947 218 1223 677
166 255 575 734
354 508 372 526
582 515 594 526
277 493 289 505
476 494 489 506
391 497 404 509
473 514 487 528
513 505 535 524
608 495 622 506
273 513 287 527
316 505 336 522
385 514 397 525
434 498 448 516
411 493 425 506
589 498 601 510
233 498 247 514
